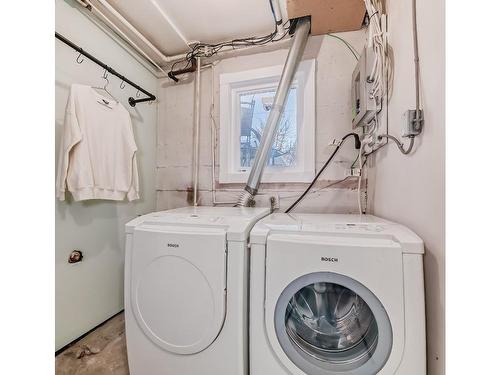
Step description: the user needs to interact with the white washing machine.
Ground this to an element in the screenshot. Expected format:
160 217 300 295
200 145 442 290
125 206 269 375
249 213 426 375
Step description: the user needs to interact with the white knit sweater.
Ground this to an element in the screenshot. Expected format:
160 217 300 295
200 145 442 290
56 84 140 201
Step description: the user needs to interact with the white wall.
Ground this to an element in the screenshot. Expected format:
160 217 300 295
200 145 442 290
55 0 157 350
157 3 445 372
71 0 444 370
157 32 366 212
367 0 445 374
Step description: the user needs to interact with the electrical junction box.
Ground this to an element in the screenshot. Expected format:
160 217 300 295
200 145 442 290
351 47 381 129
402 109 424 137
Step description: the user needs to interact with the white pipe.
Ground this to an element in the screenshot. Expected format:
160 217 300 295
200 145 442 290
91 0 167 60
149 0 190 48
83 0 292 71
87 3 170 75
74 3 163 77
193 57 202 206
75 0 91 8
270 0 285 37
207 64 238 205
90 0 186 63
209 64 218 205
80 0 295 76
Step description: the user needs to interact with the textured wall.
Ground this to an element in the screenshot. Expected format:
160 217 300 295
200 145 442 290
367 0 445 373
156 32 366 213
55 0 157 350
156 6 444 372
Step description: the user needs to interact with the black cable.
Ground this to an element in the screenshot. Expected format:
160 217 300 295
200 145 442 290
285 133 361 213
169 1 289 78
171 27 282 77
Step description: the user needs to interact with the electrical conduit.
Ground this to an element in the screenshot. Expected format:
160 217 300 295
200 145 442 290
193 57 202 206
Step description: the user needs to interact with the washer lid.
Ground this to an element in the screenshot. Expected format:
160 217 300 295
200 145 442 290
250 213 424 254
130 225 228 354
126 206 270 241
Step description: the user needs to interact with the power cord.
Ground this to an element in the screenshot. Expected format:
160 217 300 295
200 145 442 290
285 133 361 213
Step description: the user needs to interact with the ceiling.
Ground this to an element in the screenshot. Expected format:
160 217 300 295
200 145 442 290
89 0 290 64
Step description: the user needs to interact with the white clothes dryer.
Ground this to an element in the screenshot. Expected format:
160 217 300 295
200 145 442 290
125 206 269 375
249 213 426 375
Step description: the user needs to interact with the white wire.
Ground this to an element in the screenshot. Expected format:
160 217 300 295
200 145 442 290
363 0 392 105
357 145 364 215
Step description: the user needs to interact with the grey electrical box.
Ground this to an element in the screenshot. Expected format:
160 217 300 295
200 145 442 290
402 109 424 137
351 47 381 129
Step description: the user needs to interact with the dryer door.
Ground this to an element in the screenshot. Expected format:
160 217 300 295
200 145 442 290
130 225 227 355
265 234 402 375
274 272 392 375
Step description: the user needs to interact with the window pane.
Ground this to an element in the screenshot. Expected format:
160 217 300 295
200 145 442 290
239 87 297 169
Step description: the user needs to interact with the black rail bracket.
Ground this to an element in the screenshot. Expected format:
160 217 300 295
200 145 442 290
55 32 157 106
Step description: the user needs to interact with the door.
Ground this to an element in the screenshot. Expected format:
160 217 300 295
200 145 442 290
274 272 393 375
130 224 227 355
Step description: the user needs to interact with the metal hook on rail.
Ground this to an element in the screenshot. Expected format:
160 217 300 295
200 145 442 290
101 69 110 90
56 32 156 107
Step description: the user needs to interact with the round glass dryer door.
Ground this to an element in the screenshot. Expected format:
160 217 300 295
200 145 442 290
274 272 393 375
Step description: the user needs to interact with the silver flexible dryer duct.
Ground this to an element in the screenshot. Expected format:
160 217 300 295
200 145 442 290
237 17 311 207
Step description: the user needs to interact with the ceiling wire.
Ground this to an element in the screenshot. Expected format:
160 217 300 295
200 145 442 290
170 0 291 76
326 34 360 60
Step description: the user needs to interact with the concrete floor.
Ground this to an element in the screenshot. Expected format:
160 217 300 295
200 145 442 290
55 312 129 375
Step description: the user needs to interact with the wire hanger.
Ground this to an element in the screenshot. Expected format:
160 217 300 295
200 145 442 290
92 69 119 104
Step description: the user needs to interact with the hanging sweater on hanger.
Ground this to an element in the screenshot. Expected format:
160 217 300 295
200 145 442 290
56 84 140 202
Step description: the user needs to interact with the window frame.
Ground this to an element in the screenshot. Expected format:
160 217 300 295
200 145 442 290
219 59 316 184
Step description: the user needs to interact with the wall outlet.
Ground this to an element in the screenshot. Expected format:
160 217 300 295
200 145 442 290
402 109 424 137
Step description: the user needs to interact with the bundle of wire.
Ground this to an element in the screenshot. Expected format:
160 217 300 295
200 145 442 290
363 0 393 102
169 0 291 75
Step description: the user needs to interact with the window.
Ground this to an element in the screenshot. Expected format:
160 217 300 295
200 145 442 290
219 60 315 183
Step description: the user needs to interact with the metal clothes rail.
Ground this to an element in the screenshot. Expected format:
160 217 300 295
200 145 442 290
55 32 156 106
